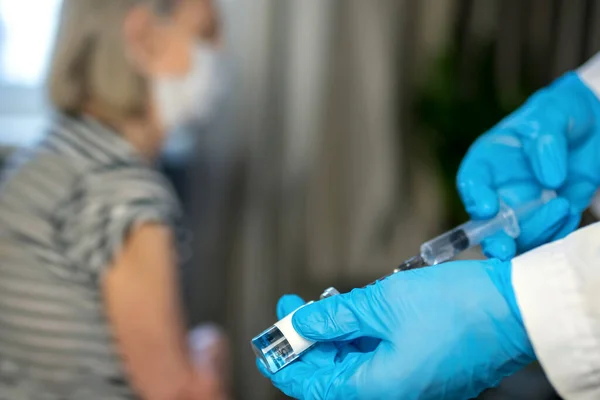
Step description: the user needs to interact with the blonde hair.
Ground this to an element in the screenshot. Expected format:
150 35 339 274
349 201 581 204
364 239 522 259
47 0 173 120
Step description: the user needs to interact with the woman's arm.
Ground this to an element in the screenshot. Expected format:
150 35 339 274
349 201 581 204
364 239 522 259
102 223 226 400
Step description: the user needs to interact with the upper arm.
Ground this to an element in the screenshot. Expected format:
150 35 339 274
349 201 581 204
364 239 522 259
55 167 221 399
101 223 195 400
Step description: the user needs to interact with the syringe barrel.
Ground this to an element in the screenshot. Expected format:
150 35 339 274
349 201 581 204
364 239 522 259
420 191 555 266
420 223 477 266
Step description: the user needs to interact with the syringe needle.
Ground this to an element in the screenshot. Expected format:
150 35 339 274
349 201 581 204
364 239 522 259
396 255 426 272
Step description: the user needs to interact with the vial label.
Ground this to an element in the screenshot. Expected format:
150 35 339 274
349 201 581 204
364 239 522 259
252 326 299 373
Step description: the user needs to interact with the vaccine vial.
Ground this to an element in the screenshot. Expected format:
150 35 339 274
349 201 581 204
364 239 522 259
252 287 340 374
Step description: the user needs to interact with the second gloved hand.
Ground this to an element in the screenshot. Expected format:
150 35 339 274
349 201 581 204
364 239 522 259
457 72 600 259
258 259 535 400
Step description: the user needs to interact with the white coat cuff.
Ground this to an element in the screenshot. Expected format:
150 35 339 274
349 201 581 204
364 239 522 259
579 54 600 99
512 240 600 400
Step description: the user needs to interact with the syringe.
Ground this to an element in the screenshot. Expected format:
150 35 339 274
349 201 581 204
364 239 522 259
252 191 555 374
395 190 556 271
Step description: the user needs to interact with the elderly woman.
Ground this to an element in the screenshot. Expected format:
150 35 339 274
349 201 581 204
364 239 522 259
0 0 227 399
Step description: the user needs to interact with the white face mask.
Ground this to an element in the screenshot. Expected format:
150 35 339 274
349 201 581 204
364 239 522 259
153 44 224 132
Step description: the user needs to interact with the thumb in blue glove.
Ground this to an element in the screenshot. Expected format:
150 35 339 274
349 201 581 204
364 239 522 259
261 260 535 400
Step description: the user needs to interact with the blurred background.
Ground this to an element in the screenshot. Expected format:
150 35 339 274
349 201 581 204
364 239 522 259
2 0 600 399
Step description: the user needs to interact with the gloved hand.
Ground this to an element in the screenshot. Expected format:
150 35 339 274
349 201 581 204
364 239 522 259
457 72 600 259
257 259 535 400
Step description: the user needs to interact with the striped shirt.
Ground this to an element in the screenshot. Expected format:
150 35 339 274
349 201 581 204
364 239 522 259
0 114 180 399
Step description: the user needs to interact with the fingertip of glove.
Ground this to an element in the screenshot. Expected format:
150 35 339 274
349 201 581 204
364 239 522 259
256 359 271 378
279 294 305 304
531 134 568 189
291 305 322 339
482 234 516 261
277 294 306 319
460 185 499 218
560 180 598 213
547 197 571 218
475 192 500 218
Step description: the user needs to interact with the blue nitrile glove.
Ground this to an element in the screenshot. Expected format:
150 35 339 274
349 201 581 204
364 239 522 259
257 259 535 400
457 72 600 260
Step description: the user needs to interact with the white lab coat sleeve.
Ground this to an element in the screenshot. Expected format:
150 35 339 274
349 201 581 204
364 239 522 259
579 53 600 97
512 222 600 400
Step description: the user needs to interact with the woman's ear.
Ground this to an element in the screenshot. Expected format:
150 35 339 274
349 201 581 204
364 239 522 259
123 4 157 75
